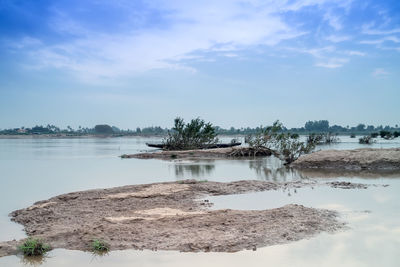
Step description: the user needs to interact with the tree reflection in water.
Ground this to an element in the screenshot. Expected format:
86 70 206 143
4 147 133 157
174 160 215 178
248 156 307 182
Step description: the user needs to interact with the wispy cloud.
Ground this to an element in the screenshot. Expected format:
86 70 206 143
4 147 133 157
362 23 400 35
326 35 351 43
360 36 400 45
2 0 393 81
323 12 342 30
345 50 366 56
315 57 349 68
372 68 389 77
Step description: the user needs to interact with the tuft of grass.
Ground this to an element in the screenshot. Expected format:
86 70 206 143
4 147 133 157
18 238 51 256
170 154 177 159
91 239 110 253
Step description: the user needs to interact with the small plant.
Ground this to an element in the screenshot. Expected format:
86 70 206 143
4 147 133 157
18 238 51 256
359 136 375 144
91 239 110 253
350 133 356 138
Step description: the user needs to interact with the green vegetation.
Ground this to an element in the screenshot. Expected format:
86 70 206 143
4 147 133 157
370 132 379 138
1 120 400 137
238 121 315 164
91 239 110 253
359 136 375 144
306 133 339 145
94 124 114 134
18 238 51 256
276 132 316 164
162 117 218 150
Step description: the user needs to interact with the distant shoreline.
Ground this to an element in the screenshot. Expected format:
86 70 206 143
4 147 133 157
0 134 166 139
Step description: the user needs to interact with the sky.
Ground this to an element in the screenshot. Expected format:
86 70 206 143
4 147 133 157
0 0 399 129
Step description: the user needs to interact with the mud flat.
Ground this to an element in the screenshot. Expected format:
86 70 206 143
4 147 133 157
121 147 240 159
292 148 400 170
1 180 350 256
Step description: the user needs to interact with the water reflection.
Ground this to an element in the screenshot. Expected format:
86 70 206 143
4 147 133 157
170 156 400 182
296 168 400 179
1 137 399 267
173 161 215 178
248 157 306 181
18 255 48 266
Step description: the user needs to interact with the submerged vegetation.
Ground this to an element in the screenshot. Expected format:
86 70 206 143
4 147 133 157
238 121 316 164
306 133 339 145
162 117 218 150
359 136 376 144
18 238 51 256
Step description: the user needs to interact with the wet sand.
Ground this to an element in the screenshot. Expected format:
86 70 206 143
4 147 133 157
292 148 400 170
0 180 358 256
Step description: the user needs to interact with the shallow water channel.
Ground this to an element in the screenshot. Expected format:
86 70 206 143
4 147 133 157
0 136 399 266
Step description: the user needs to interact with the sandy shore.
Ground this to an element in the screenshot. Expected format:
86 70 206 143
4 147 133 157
292 148 400 170
0 179 359 257
121 147 240 159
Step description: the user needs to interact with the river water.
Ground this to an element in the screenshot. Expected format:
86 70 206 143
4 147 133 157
0 136 399 266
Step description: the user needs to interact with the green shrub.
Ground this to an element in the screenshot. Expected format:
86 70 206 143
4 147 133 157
246 121 315 164
359 136 375 144
91 239 110 253
18 238 51 256
163 117 218 150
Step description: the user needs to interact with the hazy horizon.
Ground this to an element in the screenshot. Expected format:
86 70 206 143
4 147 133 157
1 0 399 129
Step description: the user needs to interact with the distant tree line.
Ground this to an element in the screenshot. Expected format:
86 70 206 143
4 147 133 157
0 120 399 136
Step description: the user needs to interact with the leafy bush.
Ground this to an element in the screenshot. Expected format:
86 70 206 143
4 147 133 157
380 130 391 138
276 133 316 164
18 238 51 256
307 133 339 145
162 117 218 150
245 121 315 164
245 121 282 150
359 136 375 144
306 133 323 145
91 239 110 253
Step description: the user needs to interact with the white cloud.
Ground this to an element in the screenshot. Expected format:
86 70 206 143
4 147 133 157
323 12 342 30
6 0 359 81
372 68 389 77
326 35 351 43
315 57 349 68
360 36 400 45
362 23 400 35
345 50 365 56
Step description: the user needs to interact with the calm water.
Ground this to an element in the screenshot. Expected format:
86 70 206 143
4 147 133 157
0 136 399 267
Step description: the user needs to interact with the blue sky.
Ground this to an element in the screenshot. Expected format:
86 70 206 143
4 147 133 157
0 0 399 129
